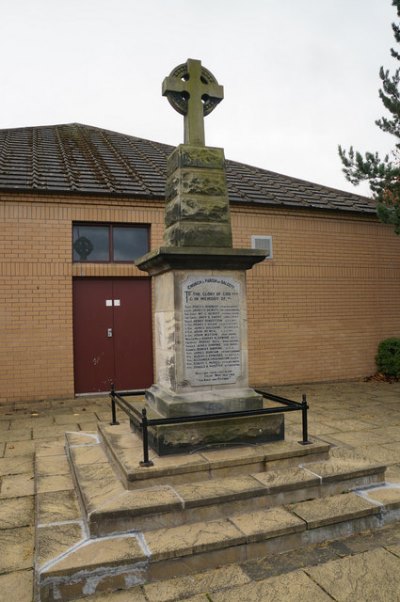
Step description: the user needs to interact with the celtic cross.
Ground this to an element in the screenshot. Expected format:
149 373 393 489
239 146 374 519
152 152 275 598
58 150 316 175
162 59 224 146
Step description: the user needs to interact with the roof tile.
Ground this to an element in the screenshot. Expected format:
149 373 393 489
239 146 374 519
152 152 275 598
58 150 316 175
0 123 376 215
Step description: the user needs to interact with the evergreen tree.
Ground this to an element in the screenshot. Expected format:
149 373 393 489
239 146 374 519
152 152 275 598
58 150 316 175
338 0 400 234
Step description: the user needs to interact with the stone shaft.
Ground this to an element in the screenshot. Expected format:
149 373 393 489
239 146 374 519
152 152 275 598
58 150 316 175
163 144 232 248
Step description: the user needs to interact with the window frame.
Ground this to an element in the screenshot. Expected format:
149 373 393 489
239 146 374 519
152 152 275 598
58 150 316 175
72 222 150 264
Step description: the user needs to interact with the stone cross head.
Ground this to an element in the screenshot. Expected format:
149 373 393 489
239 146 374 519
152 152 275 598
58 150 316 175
162 58 224 146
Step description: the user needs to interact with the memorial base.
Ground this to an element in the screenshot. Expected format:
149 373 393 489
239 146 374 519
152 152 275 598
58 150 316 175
145 383 263 417
130 401 285 456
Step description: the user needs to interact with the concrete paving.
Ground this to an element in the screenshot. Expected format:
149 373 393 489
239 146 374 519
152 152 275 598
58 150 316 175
1 381 400 601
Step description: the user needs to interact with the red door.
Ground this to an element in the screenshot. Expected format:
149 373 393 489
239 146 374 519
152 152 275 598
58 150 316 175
73 278 153 393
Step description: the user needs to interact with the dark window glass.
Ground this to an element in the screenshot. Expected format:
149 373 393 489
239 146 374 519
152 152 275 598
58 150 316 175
73 225 109 262
72 224 149 263
113 227 148 261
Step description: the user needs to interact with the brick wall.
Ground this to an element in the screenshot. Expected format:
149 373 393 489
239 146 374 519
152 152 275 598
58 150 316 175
1 192 400 404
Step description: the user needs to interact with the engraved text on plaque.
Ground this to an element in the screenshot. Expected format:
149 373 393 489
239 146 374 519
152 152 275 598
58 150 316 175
183 276 241 386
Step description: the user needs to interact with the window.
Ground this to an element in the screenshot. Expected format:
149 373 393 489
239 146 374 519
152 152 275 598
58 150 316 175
251 235 273 259
73 223 149 262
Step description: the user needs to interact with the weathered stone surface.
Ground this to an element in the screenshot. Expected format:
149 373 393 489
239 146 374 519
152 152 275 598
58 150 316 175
37 490 81 524
163 221 232 248
0 569 33 602
144 519 245 561
36 473 74 493
0 527 34 572
0 455 33 476
68 443 110 466
165 195 230 226
82 587 148 601
361 484 400 509
144 564 250 602
37 523 84 568
73 462 125 514
0 429 31 442
167 145 225 172
0 495 34 528
35 440 66 457
166 170 227 201
231 507 306 542
253 467 320 492
4 440 35 456
0 473 34 498
134 402 283 456
306 548 400 601
36 454 71 476
210 570 333 601
163 59 223 146
175 475 265 508
41 534 147 577
288 492 380 528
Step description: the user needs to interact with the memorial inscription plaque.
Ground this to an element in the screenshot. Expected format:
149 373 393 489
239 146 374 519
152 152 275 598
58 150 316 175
183 276 241 386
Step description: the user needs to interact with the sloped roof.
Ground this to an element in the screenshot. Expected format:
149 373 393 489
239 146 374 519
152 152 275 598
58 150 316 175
0 123 375 214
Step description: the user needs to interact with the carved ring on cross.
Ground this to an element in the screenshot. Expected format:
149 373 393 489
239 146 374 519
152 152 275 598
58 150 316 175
165 63 221 117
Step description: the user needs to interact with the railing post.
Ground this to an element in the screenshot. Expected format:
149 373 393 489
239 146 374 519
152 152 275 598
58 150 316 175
110 383 120 426
299 393 312 445
139 408 154 467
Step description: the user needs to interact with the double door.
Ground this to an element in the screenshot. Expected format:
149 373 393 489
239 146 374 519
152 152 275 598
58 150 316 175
73 278 153 394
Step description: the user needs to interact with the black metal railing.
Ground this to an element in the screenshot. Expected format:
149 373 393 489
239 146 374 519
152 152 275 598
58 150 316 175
109 384 311 467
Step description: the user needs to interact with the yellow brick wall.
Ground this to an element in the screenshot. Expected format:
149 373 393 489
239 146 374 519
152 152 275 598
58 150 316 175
1 192 400 404
233 206 400 385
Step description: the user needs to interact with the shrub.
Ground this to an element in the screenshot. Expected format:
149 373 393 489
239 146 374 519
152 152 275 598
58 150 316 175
376 338 400 378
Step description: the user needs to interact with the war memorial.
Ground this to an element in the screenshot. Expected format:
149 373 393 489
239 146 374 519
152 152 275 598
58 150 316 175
33 60 400 601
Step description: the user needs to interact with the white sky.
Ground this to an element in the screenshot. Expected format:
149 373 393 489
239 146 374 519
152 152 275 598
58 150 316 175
1 0 397 195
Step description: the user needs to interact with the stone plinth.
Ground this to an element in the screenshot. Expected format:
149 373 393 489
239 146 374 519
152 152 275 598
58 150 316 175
129 402 284 455
135 250 266 418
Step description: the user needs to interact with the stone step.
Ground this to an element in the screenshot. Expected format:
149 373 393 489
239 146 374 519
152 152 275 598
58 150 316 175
37 485 400 602
66 431 385 536
96 422 330 488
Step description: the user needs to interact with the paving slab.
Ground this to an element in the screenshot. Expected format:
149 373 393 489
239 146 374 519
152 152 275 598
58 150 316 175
0 455 34 477
37 490 81 524
4 440 35 457
210 569 333 601
174 475 265 507
41 533 147 577
68 443 110 466
144 518 245 561
0 495 34 529
288 491 380 528
0 569 33 602
36 522 85 569
54 412 98 425
360 484 400 509
72 462 125 513
0 473 35 498
230 506 306 542
36 454 71 476
306 547 400 601
35 440 67 457
0 429 31 442
252 466 320 492
36 473 75 494
304 454 384 482
144 564 250 602
0 526 34 572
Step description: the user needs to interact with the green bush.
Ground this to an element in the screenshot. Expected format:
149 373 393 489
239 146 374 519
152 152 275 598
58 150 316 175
376 338 400 378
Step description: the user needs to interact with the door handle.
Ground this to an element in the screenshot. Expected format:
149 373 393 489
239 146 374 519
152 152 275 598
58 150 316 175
107 328 113 338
